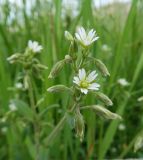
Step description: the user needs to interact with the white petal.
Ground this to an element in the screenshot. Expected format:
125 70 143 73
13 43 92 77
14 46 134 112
80 88 88 94
80 27 86 40
88 83 100 90
92 36 99 42
73 76 80 85
34 41 38 46
36 46 43 52
83 40 90 46
28 40 33 48
87 71 98 82
75 33 81 41
78 28 83 38
79 68 86 80
87 29 95 40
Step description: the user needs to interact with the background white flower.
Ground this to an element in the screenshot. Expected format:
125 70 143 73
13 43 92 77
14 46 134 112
73 68 100 94
62 0 79 19
137 96 143 102
1 127 8 134
28 40 43 53
15 82 23 89
9 102 17 111
117 78 129 87
75 27 99 47
118 123 126 131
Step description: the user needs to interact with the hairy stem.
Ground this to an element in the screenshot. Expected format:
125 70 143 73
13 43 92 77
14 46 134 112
44 103 77 147
28 73 40 160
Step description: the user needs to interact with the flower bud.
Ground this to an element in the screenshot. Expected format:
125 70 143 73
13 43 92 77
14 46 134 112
134 135 143 152
7 53 22 64
64 55 72 63
36 64 48 70
94 58 110 76
84 105 122 120
65 31 74 41
23 74 29 89
95 92 113 106
88 57 110 76
48 60 66 78
74 109 84 141
47 85 72 93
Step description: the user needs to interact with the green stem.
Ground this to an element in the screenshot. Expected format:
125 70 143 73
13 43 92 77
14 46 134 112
28 73 40 160
44 47 88 147
78 54 86 70
44 103 77 147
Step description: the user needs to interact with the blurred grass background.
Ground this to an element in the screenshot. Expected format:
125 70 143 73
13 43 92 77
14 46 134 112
0 0 143 159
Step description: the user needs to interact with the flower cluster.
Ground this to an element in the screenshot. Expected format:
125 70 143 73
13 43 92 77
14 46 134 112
7 40 47 89
117 78 130 87
47 27 121 141
6 40 48 158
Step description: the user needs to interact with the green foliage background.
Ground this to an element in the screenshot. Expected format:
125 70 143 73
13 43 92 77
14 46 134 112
0 0 143 159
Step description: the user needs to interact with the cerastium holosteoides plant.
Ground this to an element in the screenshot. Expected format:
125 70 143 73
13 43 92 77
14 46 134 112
7 40 48 160
46 27 122 143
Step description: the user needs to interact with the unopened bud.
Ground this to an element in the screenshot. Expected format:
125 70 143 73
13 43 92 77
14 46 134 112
84 105 122 120
64 55 72 63
7 53 21 64
95 92 113 106
134 135 143 152
65 31 74 41
48 60 66 78
47 85 72 93
74 109 84 141
88 57 110 76
94 58 110 76
24 74 29 89
36 64 48 70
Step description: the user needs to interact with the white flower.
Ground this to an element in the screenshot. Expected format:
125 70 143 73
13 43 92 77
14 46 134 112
75 27 99 47
1 118 6 123
101 44 111 52
15 82 23 89
9 103 17 111
62 0 79 18
28 40 43 53
73 68 100 94
118 78 130 87
137 96 143 102
118 123 126 131
1 127 8 133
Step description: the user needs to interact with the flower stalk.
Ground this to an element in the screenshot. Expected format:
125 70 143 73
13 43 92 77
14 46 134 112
27 75 40 160
7 40 47 160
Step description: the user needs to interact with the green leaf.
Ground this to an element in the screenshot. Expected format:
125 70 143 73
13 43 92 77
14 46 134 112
12 99 34 121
